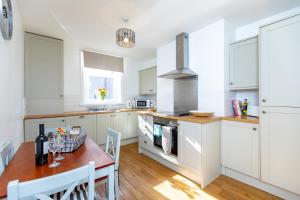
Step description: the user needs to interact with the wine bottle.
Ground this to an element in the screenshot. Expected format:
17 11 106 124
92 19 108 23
35 124 49 166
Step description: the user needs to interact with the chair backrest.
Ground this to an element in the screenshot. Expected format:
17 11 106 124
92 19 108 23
0 141 14 175
7 161 95 200
105 128 121 170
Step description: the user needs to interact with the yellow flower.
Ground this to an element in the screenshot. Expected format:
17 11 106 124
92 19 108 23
98 88 107 100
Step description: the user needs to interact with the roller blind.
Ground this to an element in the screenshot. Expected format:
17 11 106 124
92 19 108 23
82 50 124 73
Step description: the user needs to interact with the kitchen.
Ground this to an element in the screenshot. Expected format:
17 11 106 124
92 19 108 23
1 0 300 200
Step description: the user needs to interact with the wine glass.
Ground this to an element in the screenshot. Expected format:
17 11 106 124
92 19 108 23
48 136 60 168
55 134 64 161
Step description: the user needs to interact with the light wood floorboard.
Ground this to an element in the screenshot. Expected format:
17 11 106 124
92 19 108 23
97 143 281 200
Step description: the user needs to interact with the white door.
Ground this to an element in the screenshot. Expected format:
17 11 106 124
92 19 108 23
24 118 65 141
229 37 258 90
25 33 64 114
96 114 113 145
260 107 300 195
178 121 202 173
260 15 300 107
65 115 97 142
127 112 138 139
221 121 259 178
112 112 128 140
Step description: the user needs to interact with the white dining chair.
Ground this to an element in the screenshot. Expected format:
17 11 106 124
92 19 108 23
7 161 95 200
0 141 14 175
103 128 121 200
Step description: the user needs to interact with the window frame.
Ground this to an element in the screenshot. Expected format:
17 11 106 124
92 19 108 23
82 67 122 105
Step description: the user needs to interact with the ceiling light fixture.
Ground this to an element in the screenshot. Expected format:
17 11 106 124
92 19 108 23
116 17 135 48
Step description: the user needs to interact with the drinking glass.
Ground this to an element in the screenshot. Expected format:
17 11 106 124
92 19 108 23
48 136 60 168
55 135 64 161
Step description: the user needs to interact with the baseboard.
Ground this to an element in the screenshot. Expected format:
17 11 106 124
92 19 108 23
222 167 300 200
98 137 138 149
121 137 138 146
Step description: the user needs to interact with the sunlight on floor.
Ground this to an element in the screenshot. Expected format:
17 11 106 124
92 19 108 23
153 174 218 200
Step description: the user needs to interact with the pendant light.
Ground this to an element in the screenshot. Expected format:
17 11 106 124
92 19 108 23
116 17 135 48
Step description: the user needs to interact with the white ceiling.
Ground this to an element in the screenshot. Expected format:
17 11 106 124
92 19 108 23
16 0 300 59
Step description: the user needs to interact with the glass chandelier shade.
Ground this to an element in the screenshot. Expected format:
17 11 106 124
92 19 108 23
116 28 135 48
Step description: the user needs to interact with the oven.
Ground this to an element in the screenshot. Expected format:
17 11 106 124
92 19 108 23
153 117 178 156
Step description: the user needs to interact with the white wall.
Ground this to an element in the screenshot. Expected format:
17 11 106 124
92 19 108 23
63 44 156 111
123 57 156 102
157 41 176 112
0 0 24 148
235 6 300 40
157 19 233 116
190 19 227 116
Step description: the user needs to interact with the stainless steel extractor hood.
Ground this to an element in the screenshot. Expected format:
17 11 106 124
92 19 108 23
159 32 197 79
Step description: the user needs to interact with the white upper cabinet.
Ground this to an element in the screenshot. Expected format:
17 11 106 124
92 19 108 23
260 107 300 195
65 115 97 142
229 36 258 90
25 33 64 114
260 15 300 107
139 66 157 95
221 121 259 179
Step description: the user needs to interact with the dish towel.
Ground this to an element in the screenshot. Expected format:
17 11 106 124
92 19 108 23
162 126 173 155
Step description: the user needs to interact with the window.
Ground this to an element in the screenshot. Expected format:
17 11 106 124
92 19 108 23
83 68 122 105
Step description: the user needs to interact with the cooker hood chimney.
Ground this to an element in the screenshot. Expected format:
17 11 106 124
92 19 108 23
159 32 197 79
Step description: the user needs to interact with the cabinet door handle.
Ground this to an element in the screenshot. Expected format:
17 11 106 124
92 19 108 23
62 119 65 122
262 99 266 103
230 82 233 86
60 94 64 98
253 128 257 131
144 141 147 144
262 111 266 114
79 116 85 119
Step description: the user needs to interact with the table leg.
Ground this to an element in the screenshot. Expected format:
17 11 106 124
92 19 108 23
107 165 115 200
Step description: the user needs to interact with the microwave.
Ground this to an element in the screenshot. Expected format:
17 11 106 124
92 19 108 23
135 100 151 109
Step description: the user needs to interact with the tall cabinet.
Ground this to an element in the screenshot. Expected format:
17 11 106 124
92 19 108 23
25 33 64 115
260 15 300 195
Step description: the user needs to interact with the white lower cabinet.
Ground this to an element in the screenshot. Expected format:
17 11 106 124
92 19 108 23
25 112 139 145
127 112 138 139
221 121 259 179
65 115 97 142
96 114 112 145
111 112 128 140
25 117 66 141
96 112 139 145
178 121 202 173
138 115 154 152
260 107 300 195
178 121 221 188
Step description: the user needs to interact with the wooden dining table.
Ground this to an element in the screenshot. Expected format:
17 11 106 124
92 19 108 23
0 137 115 200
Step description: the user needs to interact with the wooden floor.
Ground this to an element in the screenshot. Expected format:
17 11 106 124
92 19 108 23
98 143 281 200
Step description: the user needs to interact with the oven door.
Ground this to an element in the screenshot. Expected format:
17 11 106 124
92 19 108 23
153 123 163 149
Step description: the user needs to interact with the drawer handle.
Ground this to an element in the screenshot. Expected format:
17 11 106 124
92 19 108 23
262 111 266 114
144 141 147 144
262 99 266 103
253 128 257 131
230 82 233 85
79 116 85 119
